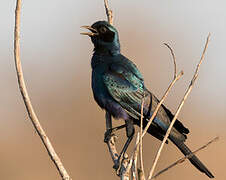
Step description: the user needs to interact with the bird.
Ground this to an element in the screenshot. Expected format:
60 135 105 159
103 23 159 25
81 20 214 178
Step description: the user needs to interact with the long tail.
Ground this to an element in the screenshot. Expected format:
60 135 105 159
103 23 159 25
170 137 214 178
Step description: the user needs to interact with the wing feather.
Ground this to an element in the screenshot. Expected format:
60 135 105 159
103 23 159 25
103 61 144 119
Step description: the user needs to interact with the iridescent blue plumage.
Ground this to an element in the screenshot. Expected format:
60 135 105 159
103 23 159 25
83 21 214 178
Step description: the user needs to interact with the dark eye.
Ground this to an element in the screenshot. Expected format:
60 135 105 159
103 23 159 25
99 26 107 33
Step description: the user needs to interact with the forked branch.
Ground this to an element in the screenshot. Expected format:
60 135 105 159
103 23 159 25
125 49 183 179
147 34 211 180
102 1 214 180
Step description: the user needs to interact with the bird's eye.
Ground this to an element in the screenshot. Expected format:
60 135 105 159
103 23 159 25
99 26 107 33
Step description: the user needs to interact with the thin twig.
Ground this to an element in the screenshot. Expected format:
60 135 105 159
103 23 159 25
14 1 71 179
104 0 113 25
131 133 140 180
135 44 179 180
105 112 119 167
152 136 219 179
102 0 123 174
164 43 177 79
192 34 211 83
139 98 145 178
120 154 130 180
138 168 145 180
123 133 140 180
142 71 183 139
126 71 184 173
106 135 119 167
147 34 211 180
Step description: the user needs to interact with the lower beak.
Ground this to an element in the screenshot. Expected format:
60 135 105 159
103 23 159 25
80 26 98 36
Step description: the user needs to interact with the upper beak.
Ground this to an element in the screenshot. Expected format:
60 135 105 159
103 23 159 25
80 26 99 36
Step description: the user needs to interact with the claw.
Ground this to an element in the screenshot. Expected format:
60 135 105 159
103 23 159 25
104 129 113 143
113 159 120 170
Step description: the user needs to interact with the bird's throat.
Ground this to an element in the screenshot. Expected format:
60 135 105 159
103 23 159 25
93 43 120 56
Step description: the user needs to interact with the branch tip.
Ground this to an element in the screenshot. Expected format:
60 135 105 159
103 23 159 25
147 34 211 180
104 0 113 25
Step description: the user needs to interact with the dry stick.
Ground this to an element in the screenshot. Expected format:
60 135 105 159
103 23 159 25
103 1 182 178
103 2 129 176
105 112 120 167
120 154 130 180
147 34 211 180
138 169 145 180
14 1 71 180
102 0 122 172
122 104 145 180
164 43 177 79
103 1 133 177
136 135 145 180
137 43 178 180
142 71 183 139
124 42 181 179
122 133 140 180
104 0 113 25
131 133 140 180
152 136 219 179
124 71 183 178
139 98 145 179
102 1 127 176
126 71 184 176
140 43 182 140
106 136 119 166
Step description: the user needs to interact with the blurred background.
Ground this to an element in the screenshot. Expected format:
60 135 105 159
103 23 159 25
0 0 225 179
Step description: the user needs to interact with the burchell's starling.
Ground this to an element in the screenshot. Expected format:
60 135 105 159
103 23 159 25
81 21 214 178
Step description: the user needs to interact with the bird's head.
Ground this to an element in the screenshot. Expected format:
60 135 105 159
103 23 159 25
81 21 120 55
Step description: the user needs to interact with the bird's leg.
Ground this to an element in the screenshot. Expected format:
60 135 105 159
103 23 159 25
104 112 113 142
113 119 135 170
104 112 126 142
112 124 127 132
104 124 127 142
105 112 112 130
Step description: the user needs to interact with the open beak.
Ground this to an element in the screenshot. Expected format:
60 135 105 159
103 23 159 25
80 26 99 36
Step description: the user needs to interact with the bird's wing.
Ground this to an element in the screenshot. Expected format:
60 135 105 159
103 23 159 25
103 58 188 142
103 60 146 119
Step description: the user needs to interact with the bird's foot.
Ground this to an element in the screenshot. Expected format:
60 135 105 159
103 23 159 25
104 129 115 143
113 154 128 175
104 124 126 143
113 159 120 171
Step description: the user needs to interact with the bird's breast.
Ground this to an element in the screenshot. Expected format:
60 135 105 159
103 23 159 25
91 69 107 108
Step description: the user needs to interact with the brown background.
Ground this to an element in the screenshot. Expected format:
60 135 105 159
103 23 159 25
0 0 225 179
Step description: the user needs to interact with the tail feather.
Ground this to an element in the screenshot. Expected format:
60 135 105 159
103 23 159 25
170 137 214 178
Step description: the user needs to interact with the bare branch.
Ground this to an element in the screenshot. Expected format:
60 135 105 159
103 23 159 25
120 154 130 180
192 33 211 83
147 34 211 180
135 43 180 180
105 112 120 168
152 137 219 179
139 98 145 178
14 1 71 179
104 0 113 25
141 71 183 139
126 71 183 176
164 43 177 79
138 168 145 180
102 1 125 175
122 133 141 180
131 133 140 180
106 135 119 167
